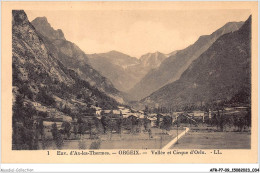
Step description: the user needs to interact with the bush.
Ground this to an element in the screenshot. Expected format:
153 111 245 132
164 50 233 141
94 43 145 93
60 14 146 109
78 139 87 149
36 89 55 106
89 140 101 149
41 136 53 150
38 111 48 118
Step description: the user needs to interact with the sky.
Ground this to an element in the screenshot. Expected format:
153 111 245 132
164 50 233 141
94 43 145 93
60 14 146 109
26 9 251 58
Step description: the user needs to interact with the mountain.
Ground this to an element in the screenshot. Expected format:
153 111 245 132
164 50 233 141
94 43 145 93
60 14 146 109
31 17 124 103
139 16 251 109
128 21 244 101
88 51 167 92
166 50 179 57
139 51 167 69
89 50 139 69
12 10 119 116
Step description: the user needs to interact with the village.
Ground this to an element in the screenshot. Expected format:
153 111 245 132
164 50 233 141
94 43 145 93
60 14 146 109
22 97 250 150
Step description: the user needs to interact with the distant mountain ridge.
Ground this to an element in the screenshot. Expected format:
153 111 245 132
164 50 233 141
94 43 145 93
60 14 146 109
127 21 244 101
89 50 139 69
88 51 167 92
139 16 251 109
139 51 167 69
31 17 124 103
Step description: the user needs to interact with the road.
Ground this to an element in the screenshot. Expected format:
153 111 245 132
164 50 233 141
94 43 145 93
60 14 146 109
161 127 190 149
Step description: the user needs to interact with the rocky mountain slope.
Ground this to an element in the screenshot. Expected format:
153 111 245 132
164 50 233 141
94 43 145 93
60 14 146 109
12 10 119 118
128 21 244 101
31 17 124 103
88 51 167 92
139 51 167 69
140 16 251 109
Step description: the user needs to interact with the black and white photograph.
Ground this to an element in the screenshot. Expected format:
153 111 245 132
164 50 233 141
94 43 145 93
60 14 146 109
11 7 252 151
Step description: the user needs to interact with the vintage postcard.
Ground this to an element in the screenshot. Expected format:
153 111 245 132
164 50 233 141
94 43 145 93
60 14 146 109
1 1 258 164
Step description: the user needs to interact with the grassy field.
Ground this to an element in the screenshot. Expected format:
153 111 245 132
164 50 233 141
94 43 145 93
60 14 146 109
99 129 173 149
171 128 251 149
40 128 184 149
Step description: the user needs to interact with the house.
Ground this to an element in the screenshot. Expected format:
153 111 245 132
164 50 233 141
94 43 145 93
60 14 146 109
118 106 125 109
43 121 54 129
148 117 157 127
104 110 111 114
225 107 235 111
121 108 131 114
193 111 205 117
96 110 102 116
102 109 122 118
138 110 144 114
171 115 177 123
120 108 132 118
138 114 145 119
32 102 41 107
209 109 212 119
61 115 73 122
93 106 102 115
192 110 206 122
148 113 157 118
112 110 121 115
172 112 184 117
235 107 248 111
123 113 132 118
56 122 63 130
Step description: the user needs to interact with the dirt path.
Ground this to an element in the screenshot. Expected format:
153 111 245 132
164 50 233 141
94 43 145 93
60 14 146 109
162 127 190 149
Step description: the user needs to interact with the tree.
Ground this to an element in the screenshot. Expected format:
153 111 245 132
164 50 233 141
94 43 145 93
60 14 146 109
51 123 58 139
144 105 149 115
156 114 161 128
78 139 86 149
36 89 55 106
38 111 48 118
101 116 110 133
78 123 85 137
55 131 64 149
12 93 38 150
33 130 39 150
116 118 123 135
77 117 84 124
12 123 33 150
18 83 33 100
89 139 101 149
238 117 245 132
161 116 172 134
245 107 251 129
62 105 71 115
87 121 95 139
73 125 78 138
62 122 71 139
37 119 45 139
148 129 152 139
51 123 63 149
108 119 117 140
128 116 138 134
13 94 24 123
143 117 151 131
41 136 53 150
233 116 239 131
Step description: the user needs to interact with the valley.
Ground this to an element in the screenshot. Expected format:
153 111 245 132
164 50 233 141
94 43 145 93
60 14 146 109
12 10 252 150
